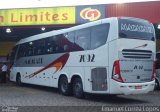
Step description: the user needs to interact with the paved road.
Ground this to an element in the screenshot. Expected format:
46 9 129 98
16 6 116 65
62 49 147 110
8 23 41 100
0 82 160 112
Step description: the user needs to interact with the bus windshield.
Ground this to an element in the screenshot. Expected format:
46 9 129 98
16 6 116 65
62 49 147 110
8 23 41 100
119 18 155 41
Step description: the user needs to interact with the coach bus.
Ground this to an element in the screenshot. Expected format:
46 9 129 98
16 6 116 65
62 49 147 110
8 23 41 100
10 17 156 98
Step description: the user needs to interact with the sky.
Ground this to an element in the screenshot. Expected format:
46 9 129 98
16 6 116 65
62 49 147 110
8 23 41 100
0 0 159 9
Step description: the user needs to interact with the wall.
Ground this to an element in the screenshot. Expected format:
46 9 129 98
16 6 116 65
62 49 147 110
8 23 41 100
106 1 160 23
0 41 15 56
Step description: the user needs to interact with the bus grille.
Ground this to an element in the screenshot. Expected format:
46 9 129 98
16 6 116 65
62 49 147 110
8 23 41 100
91 67 107 91
122 49 152 59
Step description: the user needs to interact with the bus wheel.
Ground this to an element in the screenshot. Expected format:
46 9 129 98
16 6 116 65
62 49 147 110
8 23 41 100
16 74 23 86
72 77 84 98
155 79 160 90
59 76 71 96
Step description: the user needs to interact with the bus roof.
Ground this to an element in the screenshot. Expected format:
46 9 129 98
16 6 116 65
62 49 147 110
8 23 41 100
16 17 117 45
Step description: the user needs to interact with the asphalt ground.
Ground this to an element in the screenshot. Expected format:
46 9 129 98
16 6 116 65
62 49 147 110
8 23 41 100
0 82 160 112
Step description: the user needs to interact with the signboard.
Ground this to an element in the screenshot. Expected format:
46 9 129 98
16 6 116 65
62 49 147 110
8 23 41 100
76 5 105 24
0 5 105 26
0 7 76 26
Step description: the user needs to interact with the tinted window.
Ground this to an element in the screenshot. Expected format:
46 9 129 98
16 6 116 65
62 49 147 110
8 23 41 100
46 36 57 54
119 18 155 41
34 39 45 55
64 31 85 51
16 23 109 56
60 34 72 52
10 46 18 63
25 41 34 56
17 39 46 57
56 35 67 53
63 32 75 52
91 24 110 49
64 32 75 43
17 44 27 58
75 28 91 50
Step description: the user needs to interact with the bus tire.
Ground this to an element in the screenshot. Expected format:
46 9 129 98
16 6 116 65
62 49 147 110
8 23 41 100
155 79 160 90
72 77 84 98
58 76 71 96
16 74 23 86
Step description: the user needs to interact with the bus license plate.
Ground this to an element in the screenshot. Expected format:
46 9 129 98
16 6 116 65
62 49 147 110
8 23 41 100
135 85 142 89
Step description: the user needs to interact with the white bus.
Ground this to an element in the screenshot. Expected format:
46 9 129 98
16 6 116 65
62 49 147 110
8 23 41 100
10 17 156 98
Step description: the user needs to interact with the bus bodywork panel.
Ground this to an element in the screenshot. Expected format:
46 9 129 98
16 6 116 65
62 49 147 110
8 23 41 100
109 38 155 95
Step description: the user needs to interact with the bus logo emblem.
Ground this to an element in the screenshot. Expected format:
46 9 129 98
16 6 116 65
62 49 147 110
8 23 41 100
80 8 101 21
134 65 143 70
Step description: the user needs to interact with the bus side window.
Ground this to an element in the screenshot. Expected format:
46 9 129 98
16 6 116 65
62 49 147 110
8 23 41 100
10 46 18 64
34 39 45 55
91 23 110 49
63 45 68 51
55 46 59 53
75 28 91 50
26 41 34 56
16 44 26 59
23 43 28 57
64 32 75 52
28 50 33 56
46 36 56 54
55 34 67 53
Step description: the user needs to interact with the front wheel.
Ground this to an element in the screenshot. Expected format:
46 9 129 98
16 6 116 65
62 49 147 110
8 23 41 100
72 78 84 98
16 74 23 86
